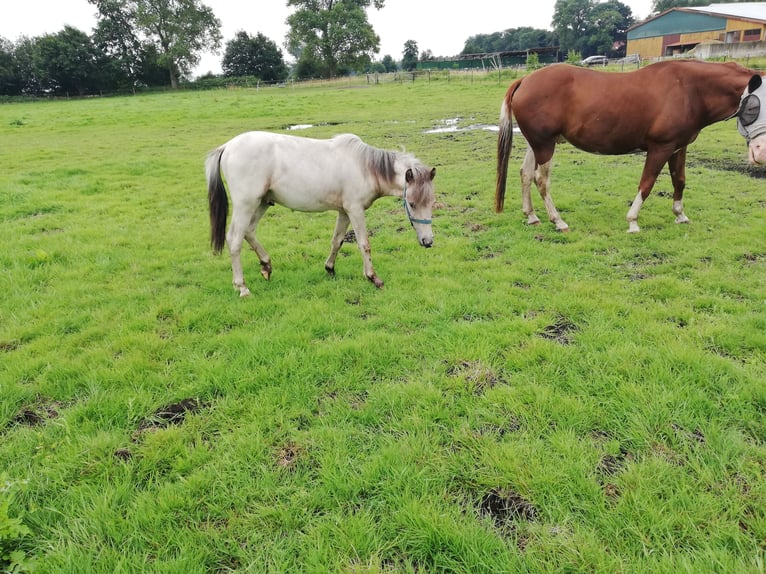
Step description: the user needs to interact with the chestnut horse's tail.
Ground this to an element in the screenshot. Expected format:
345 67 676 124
206 146 228 254
495 77 523 213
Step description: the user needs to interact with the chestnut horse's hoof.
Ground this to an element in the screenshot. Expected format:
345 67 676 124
325 265 336 278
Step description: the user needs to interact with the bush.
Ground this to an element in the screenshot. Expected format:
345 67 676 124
0 478 32 573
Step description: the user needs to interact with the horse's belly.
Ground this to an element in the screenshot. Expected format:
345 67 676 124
267 189 342 212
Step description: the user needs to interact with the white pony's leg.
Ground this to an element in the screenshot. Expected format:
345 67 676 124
535 160 569 232
325 211 351 276
227 203 256 297
346 206 383 288
243 202 272 280
520 146 541 225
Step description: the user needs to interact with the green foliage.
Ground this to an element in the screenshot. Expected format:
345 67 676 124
553 0 635 57
222 31 288 82
90 0 222 88
525 52 541 70
0 69 765 572
401 39 418 71
462 26 558 55
0 479 31 573
286 0 384 78
566 50 582 64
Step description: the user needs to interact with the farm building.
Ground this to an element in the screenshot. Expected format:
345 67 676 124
627 3 766 59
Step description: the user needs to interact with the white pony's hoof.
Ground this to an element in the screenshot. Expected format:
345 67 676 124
239 287 252 297
627 224 641 233
675 215 690 224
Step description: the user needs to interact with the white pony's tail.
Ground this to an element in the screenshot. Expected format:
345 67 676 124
206 146 228 254
496 77 522 213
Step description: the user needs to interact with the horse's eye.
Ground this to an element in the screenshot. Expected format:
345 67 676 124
408 202 415 209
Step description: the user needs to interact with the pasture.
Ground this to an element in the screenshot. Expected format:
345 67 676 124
1 71 765 573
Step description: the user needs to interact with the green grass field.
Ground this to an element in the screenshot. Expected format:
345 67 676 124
1 70 765 573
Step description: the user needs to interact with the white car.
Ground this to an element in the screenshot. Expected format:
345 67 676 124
580 55 608 67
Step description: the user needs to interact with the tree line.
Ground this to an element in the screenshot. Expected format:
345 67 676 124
0 0 748 96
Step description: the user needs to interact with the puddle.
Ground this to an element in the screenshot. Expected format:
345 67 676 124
284 121 342 131
424 117 520 134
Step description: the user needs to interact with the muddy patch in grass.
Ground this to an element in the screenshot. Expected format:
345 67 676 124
136 398 207 433
276 441 304 470
446 360 507 395
538 315 580 344
9 399 61 429
688 158 766 179
478 487 537 528
0 340 21 352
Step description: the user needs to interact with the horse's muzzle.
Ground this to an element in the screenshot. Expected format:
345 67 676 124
420 237 433 248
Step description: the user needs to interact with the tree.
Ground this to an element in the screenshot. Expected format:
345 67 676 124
222 31 288 82
401 39 418 71
89 0 222 88
462 27 557 55
381 54 396 72
651 0 733 12
35 26 104 95
286 0 384 78
552 0 634 57
0 37 21 95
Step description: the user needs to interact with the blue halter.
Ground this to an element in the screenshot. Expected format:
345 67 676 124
403 184 432 226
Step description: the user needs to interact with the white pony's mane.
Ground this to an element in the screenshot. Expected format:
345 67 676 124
332 133 431 202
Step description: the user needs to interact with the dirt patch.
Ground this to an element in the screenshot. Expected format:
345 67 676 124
538 316 579 344
688 158 766 179
0 340 21 352
479 487 537 526
446 360 506 395
276 442 303 469
137 398 206 431
10 400 61 428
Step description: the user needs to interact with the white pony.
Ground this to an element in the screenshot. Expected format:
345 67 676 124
206 132 436 296
736 73 766 165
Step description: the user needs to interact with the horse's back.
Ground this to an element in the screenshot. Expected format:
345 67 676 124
219 131 373 212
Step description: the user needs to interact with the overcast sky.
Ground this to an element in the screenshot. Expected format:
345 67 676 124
0 0 656 76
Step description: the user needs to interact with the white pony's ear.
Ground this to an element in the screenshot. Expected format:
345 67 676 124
405 168 414 183
748 74 763 94
430 167 436 180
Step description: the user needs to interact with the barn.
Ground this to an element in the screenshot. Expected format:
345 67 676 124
626 3 766 60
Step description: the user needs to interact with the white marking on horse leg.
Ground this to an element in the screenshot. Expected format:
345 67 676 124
626 191 644 233
672 199 690 224
536 161 569 231
520 147 540 225
325 211 351 276
347 208 382 288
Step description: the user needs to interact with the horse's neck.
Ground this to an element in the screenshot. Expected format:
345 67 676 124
378 156 408 198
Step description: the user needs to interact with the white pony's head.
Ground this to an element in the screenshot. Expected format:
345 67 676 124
737 74 766 165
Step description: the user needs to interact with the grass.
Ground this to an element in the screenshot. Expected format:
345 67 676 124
1 69 765 573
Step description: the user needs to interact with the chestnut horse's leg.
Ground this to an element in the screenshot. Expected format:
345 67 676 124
520 146 541 225
668 148 690 225
534 159 569 232
626 147 673 233
346 205 384 288
523 142 568 232
325 211 351 277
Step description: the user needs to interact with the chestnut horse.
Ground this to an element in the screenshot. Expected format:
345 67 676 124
495 60 764 233
207 132 436 296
